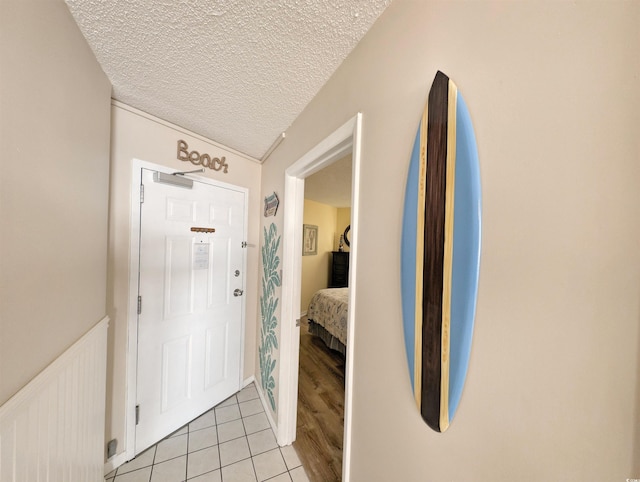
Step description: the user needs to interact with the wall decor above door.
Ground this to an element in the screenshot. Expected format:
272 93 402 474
177 139 229 173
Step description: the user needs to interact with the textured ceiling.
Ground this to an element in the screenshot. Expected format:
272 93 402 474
65 0 391 160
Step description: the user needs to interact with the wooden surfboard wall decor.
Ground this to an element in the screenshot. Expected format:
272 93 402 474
401 71 481 433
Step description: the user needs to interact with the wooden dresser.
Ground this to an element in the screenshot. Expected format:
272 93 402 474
329 251 349 288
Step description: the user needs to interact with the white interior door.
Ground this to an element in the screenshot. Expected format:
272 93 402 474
135 168 246 454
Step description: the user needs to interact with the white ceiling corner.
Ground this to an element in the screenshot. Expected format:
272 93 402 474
64 0 392 160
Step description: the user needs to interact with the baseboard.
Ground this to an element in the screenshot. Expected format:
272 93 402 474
104 451 128 476
254 382 279 440
243 375 256 388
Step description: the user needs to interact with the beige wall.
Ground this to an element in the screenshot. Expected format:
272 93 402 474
336 208 351 252
261 0 640 479
107 103 262 460
0 0 111 404
301 200 338 313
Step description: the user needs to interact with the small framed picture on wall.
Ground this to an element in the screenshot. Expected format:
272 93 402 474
302 224 318 256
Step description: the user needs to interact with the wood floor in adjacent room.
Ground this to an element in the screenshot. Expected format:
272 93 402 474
293 317 346 482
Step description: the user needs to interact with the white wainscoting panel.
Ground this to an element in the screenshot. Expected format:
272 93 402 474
0 317 108 482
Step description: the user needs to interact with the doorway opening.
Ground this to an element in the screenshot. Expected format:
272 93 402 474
277 114 362 482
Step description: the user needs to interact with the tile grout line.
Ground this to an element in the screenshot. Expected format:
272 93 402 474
214 404 223 480
249 445 260 482
240 397 261 482
238 405 254 481
149 445 156 482
185 420 191 482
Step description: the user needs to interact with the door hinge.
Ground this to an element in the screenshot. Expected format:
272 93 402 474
135 405 140 425
137 295 142 315
140 184 144 203
241 241 247 248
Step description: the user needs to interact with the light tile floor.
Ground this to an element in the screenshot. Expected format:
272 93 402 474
105 384 310 482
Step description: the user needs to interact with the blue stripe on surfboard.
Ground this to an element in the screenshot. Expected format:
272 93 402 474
448 92 481 421
400 120 423 393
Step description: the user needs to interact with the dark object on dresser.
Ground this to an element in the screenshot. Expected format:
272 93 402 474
329 251 349 288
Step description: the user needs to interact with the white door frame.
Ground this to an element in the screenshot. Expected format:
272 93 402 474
124 159 248 462
277 114 362 482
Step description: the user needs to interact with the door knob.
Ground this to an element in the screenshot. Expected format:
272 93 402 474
233 289 244 297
